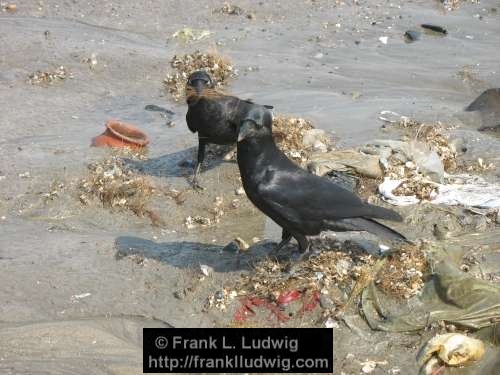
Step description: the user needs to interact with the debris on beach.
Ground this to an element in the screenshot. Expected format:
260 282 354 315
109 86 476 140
375 244 427 299
417 333 485 371
440 0 480 12
184 215 212 229
164 51 237 101
272 116 331 164
421 24 448 35
1 3 16 12
92 120 150 149
78 157 161 225
308 149 383 180
214 3 245 16
27 66 71 85
206 288 238 312
396 119 457 171
172 28 213 43
232 242 428 324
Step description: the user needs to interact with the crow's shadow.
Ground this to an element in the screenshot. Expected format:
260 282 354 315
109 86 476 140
123 146 234 179
114 236 275 272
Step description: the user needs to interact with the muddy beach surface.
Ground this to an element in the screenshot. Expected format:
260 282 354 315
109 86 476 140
1 0 500 374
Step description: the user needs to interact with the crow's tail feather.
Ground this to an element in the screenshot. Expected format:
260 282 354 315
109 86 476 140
367 204 403 222
326 217 408 243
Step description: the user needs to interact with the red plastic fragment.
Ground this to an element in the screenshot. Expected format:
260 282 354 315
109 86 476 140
234 297 289 323
276 290 301 305
299 290 321 314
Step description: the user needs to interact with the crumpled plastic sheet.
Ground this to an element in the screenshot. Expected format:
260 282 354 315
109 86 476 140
361 244 500 374
362 260 500 332
379 177 500 208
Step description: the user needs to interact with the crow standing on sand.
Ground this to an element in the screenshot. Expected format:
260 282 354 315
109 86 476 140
185 70 272 188
236 106 407 256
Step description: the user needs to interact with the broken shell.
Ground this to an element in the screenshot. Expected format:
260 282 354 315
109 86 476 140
200 264 213 277
417 333 485 367
234 237 250 250
325 317 339 328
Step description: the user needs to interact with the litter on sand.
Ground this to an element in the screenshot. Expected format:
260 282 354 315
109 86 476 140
379 176 500 208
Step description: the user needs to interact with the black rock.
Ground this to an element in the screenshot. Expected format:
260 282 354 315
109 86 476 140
404 30 421 42
465 88 500 130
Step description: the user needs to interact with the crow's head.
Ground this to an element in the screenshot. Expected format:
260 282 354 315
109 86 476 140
238 105 273 142
186 70 214 96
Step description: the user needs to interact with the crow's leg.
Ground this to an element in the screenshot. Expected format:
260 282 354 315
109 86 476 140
291 232 316 262
192 139 206 190
293 232 310 253
275 228 292 252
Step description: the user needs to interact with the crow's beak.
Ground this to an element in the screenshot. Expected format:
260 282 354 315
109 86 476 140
238 121 253 142
192 79 205 96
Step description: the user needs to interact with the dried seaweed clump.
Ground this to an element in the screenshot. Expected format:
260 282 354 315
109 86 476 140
27 66 71 85
164 51 237 101
392 179 437 201
381 154 438 201
236 250 376 308
78 157 155 218
416 124 457 171
375 244 428 299
384 119 458 200
214 3 245 15
272 116 315 163
397 120 457 172
440 0 480 11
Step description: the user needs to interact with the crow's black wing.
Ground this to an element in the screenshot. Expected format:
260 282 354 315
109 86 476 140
257 168 400 223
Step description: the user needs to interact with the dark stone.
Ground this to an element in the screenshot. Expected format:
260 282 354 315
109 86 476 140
404 30 421 42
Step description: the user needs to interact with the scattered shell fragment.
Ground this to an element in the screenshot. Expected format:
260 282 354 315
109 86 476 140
215 3 245 15
234 237 250 250
361 360 388 374
185 215 212 228
83 53 98 69
325 317 339 328
27 66 71 85
200 264 213 277
70 292 91 302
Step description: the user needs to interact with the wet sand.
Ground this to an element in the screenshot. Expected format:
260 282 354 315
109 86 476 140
1 0 500 374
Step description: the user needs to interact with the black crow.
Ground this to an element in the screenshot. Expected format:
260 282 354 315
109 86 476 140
185 70 272 188
236 106 407 255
